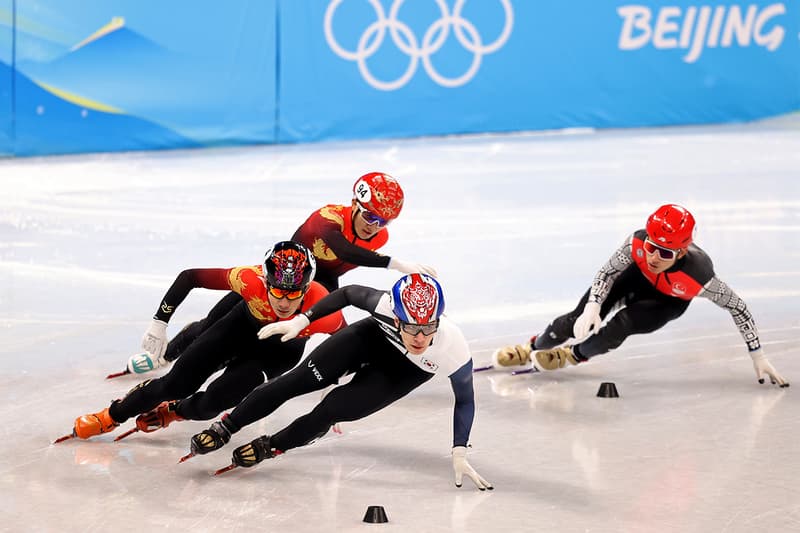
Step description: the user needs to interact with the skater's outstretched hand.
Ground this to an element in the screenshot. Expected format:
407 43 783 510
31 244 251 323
258 314 310 342
388 258 437 277
749 349 789 387
452 446 493 491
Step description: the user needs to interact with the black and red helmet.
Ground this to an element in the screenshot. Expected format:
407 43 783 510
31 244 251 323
263 241 317 291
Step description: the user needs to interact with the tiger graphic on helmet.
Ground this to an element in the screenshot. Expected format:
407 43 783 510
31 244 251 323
390 273 445 324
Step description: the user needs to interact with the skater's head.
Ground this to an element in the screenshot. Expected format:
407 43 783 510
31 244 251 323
644 204 695 273
390 273 445 355
351 172 404 240
263 241 317 318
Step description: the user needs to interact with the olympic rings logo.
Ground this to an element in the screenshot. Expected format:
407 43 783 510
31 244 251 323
324 0 514 91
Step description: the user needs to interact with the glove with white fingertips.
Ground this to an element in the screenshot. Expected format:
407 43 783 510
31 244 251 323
258 314 310 342
388 257 438 278
141 319 168 361
749 348 789 387
452 446 493 491
126 351 169 374
573 301 602 339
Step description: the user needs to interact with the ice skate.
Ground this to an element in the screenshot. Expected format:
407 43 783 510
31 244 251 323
106 351 164 379
213 435 281 475
492 339 534 368
127 351 167 375
115 401 183 441
533 345 579 371
105 368 130 379
71 407 119 440
181 418 235 463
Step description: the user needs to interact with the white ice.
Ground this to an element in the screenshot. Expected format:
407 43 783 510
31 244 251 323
1 118 799 532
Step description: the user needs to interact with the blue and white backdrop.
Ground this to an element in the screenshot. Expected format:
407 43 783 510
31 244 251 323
0 0 797 155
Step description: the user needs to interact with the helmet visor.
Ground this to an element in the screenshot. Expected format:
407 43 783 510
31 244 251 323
399 320 439 336
643 238 678 260
267 285 305 300
356 203 389 227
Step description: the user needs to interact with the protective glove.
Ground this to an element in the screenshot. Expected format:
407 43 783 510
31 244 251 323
126 351 169 374
749 348 789 387
452 446 493 491
388 257 438 278
258 314 311 342
141 319 168 361
573 301 602 339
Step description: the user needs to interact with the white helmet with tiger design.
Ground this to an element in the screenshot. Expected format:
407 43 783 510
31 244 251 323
390 273 445 324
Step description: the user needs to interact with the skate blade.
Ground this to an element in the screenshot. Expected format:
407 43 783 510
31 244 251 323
54 432 76 444
106 369 130 379
114 427 139 441
213 463 238 476
473 365 494 373
178 451 196 463
511 367 539 376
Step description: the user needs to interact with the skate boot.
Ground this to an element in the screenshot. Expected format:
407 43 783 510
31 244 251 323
73 407 119 439
135 401 183 433
533 345 580 371
492 336 537 367
210 435 284 476
232 435 282 468
190 416 237 456
126 351 168 375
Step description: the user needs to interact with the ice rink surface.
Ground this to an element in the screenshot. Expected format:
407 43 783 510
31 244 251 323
1 118 799 532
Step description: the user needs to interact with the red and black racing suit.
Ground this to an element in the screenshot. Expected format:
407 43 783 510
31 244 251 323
163 203 390 363
108 266 344 423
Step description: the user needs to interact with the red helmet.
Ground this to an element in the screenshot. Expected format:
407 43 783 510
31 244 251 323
646 204 695 249
352 172 404 222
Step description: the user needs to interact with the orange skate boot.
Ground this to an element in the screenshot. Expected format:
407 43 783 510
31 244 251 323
114 401 184 441
136 401 183 433
73 407 119 439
